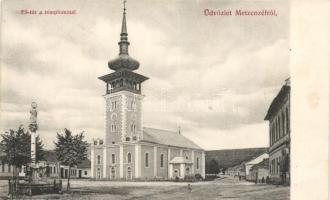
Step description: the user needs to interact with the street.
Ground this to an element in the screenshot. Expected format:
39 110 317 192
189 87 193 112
0 176 289 199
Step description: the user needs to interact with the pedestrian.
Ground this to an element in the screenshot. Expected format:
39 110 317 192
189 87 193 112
187 184 192 192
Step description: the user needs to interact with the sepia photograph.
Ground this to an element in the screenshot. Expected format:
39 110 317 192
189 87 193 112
0 0 306 199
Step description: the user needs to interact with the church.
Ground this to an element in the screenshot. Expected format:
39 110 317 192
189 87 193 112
90 4 205 180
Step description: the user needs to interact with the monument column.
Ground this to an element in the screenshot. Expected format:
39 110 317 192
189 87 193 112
29 102 38 165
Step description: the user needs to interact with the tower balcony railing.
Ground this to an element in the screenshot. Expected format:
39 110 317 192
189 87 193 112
106 86 141 95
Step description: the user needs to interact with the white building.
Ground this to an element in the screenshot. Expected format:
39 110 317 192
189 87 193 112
244 152 269 180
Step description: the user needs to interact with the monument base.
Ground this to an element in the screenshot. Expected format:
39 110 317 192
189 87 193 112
28 163 49 183
8 163 62 196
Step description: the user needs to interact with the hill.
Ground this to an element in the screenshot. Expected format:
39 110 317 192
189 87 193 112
206 147 268 172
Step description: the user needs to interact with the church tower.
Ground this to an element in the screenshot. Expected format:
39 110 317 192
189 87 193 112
99 2 148 146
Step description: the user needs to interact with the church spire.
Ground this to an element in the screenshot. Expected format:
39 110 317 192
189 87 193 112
121 0 127 35
108 0 140 71
119 0 129 55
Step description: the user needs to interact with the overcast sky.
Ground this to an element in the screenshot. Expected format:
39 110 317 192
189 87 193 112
1 0 289 150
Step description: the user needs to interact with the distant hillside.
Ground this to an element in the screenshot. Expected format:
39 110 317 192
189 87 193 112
206 147 268 171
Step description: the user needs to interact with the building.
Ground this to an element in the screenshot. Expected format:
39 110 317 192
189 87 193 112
78 159 91 178
226 162 245 178
0 162 16 180
0 149 91 179
90 5 205 180
244 152 269 181
249 158 270 183
0 144 20 179
43 151 91 179
206 147 268 174
264 78 290 184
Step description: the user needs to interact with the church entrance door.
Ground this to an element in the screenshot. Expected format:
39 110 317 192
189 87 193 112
110 167 116 180
127 167 132 180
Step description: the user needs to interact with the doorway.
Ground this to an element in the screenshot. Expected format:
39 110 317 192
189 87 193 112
110 167 115 180
127 167 132 180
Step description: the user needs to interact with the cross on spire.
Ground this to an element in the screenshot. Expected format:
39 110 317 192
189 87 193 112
123 0 127 13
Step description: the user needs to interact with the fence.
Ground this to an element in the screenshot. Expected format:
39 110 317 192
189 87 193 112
8 179 62 196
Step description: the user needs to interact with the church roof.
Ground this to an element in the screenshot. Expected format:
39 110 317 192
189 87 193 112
142 127 203 150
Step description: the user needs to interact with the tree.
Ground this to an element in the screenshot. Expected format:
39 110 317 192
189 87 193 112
0 125 45 178
206 159 220 174
54 129 88 190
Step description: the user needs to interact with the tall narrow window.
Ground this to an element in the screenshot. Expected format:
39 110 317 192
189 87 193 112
197 157 199 169
112 154 116 164
111 125 117 132
276 119 279 141
97 155 101 164
160 154 164 168
145 153 149 167
131 124 136 133
1 161 4 172
112 101 117 110
282 112 285 136
271 124 274 145
127 153 131 163
278 115 282 138
286 107 290 134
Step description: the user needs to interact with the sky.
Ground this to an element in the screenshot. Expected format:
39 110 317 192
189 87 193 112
0 0 289 150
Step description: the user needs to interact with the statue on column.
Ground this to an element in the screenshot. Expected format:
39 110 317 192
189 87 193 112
29 102 38 132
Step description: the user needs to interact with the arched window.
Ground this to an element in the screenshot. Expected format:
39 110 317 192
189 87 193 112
160 154 164 168
131 124 136 133
111 125 117 132
145 153 149 167
282 112 285 136
286 107 290 134
274 120 277 141
278 115 282 138
276 118 280 141
197 157 199 169
127 153 132 163
97 155 101 164
271 124 274 145
112 154 116 164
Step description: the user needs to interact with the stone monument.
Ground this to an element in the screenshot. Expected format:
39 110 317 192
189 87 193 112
29 102 38 165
